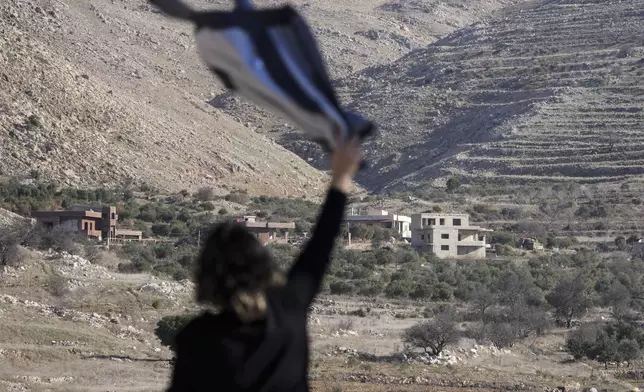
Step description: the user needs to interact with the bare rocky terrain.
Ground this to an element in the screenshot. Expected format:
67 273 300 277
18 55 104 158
0 0 328 196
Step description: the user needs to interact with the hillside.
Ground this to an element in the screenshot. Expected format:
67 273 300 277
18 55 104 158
337 0 644 192
0 0 518 196
200 0 520 172
0 0 328 196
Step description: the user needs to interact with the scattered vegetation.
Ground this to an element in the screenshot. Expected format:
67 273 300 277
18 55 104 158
566 319 644 368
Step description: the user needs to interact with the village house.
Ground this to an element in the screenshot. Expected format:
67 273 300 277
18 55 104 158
32 205 142 242
411 213 491 259
234 216 295 246
343 207 412 240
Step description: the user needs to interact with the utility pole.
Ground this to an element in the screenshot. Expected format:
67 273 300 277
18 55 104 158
197 230 201 248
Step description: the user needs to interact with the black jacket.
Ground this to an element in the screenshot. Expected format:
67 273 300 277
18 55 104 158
168 188 346 392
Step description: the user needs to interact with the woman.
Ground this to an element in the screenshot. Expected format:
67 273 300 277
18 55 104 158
168 138 363 392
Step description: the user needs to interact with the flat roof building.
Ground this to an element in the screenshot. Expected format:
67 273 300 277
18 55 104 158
343 207 412 239
235 217 295 246
411 213 491 259
32 205 142 242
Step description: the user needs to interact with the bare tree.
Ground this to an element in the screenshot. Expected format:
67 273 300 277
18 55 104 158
479 322 516 348
403 312 459 357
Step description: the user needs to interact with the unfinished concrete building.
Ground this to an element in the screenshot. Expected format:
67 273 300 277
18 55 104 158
411 213 491 259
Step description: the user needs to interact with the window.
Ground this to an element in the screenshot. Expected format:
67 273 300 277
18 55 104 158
441 245 449 251
441 233 449 239
453 218 461 226
429 218 436 226
440 218 445 225
421 234 425 240
111 213 116 219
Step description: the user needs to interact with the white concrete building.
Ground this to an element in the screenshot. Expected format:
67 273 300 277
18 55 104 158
411 213 491 259
344 207 412 239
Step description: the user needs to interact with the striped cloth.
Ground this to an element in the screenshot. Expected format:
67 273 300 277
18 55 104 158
149 0 375 155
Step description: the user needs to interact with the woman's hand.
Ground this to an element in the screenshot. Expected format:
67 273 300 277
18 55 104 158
330 136 363 194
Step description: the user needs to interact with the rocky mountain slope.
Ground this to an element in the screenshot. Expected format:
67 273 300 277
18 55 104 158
189 0 520 173
0 0 516 196
4 0 640 195
0 0 328 196
338 0 644 191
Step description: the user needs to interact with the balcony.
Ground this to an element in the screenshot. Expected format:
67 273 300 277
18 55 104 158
457 240 486 247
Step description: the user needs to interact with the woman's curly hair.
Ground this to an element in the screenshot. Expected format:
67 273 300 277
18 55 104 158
195 221 285 322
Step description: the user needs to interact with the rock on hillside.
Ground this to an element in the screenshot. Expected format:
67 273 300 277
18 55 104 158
0 0 326 196
0 208 31 227
338 0 644 192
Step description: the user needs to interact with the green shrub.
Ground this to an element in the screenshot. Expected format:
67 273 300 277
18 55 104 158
295 220 313 235
195 187 215 201
201 202 215 211
356 279 384 296
225 192 250 204
266 243 296 269
566 324 600 360
373 248 395 265
410 283 434 300
432 282 453 301
490 232 517 245
151 223 171 236
138 209 158 222
329 280 355 295
446 177 460 192
385 281 412 298
618 339 640 365
169 222 189 236
547 236 579 249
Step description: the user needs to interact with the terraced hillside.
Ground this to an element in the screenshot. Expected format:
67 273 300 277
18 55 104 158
337 0 644 192
204 0 519 169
